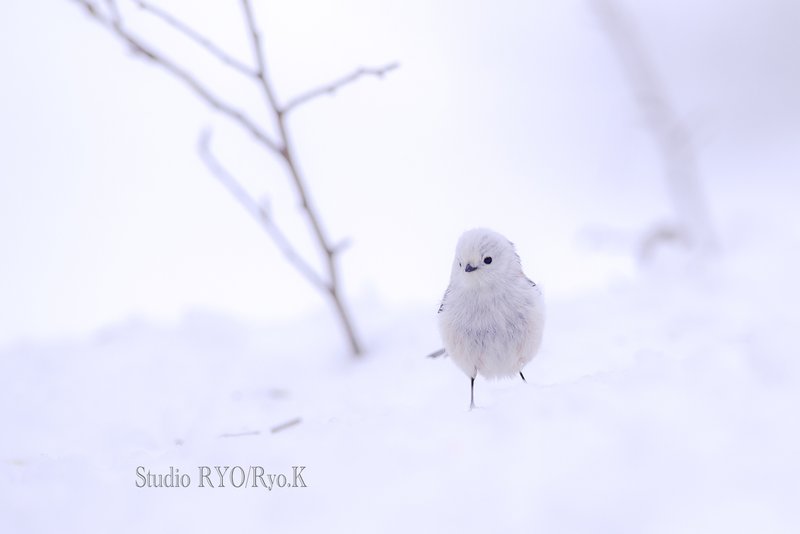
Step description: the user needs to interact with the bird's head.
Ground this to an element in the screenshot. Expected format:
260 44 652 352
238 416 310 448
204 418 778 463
450 228 521 287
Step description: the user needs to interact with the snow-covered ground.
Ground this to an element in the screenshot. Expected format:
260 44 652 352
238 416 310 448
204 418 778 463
3 200 798 532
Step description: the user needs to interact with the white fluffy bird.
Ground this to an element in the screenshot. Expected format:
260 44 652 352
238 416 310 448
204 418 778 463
436 228 545 409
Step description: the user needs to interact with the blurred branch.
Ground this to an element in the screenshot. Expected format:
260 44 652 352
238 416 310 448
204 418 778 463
71 0 282 153
219 430 261 438
217 417 301 437
239 0 281 113
282 62 400 114
132 0 256 76
270 417 302 433
591 0 714 256
103 0 120 23
67 0 396 356
240 0 364 355
198 130 327 291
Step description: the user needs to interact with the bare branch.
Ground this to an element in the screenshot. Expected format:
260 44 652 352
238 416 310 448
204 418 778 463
132 0 256 77
103 0 120 24
283 62 400 114
239 1 333 257
71 0 282 154
78 0 98 16
219 430 261 438
69 0 375 356
330 237 352 255
591 0 714 252
239 0 363 355
270 417 302 433
198 129 328 291
239 0 281 113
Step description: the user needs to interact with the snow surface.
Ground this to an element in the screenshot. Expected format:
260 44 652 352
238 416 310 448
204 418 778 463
3 211 799 533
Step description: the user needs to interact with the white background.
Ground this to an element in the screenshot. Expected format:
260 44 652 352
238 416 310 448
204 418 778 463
2 0 798 346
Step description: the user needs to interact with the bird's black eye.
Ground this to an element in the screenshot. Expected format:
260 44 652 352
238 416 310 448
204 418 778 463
483 256 492 265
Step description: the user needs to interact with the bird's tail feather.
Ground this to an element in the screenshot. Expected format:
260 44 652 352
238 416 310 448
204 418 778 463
426 348 446 358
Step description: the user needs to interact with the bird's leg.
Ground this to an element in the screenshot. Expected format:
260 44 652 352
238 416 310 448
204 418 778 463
469 376 476 410
520 372 526 382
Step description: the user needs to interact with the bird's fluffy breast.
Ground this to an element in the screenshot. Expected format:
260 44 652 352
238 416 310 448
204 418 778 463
438 277 544 379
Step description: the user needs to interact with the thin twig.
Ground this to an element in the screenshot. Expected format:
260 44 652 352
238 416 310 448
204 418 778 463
132 0 256 77
104 0 120 24
239 0 281 114
270 417 302 433
71 0 282 154
282 62 400 114
239 0 331 255
198 130 328 291
240 0 363 355
219 430 261 438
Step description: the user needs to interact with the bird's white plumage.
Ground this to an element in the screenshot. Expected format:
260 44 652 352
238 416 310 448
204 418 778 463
437 228 545 380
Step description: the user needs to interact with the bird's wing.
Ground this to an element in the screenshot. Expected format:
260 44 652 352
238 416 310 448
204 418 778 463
437 285 450 313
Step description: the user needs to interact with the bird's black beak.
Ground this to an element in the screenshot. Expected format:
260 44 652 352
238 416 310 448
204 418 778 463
465 264 478 273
